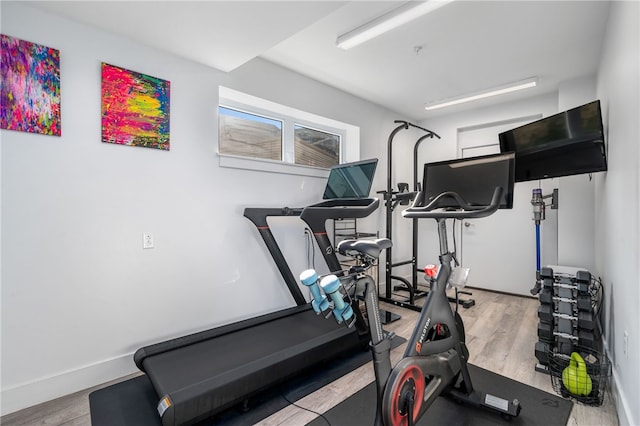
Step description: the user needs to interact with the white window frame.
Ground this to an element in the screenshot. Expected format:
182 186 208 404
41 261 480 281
218 86 360 177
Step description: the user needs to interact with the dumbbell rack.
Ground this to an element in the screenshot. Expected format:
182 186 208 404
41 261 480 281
534 266 600 374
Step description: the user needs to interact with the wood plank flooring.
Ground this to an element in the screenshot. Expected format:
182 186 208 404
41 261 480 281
1 288 619 426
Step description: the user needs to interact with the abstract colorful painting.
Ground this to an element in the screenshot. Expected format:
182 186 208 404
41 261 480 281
101 63 170 150
0 34 61 136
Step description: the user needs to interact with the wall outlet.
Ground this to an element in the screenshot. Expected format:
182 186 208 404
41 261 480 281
143 232 154 249
623 330 629 360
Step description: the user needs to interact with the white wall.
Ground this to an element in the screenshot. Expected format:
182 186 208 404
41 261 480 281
556 76 598 274
594 2 640 424
414 93 561 291
0 2 403 413
414 79 621 296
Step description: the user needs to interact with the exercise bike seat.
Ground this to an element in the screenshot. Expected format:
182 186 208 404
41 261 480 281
337 238 392 260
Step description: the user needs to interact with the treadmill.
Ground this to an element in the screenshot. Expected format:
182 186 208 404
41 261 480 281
134 159 380 426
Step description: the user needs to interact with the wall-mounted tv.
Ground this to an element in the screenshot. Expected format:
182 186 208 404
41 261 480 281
422 152 515 209
499 100 607 182
322 158 378 199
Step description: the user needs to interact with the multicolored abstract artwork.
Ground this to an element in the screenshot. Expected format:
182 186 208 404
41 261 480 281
101 63 170 150
0 34 61 136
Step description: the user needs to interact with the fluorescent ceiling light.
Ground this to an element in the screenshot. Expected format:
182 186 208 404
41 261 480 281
337 1 454 50
424 78 538 111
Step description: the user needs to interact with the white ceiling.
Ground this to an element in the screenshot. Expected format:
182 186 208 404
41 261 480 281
27 1 611 121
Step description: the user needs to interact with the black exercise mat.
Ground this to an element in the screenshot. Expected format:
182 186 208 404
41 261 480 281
307 364 573 426
90 336 406 426
89 375 159 426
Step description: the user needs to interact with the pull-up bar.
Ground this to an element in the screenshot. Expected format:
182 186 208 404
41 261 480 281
386 120 440 198
378 121 475 316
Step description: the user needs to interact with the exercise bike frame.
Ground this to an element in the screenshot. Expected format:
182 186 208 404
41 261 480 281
358 222 476 426
320 187 520 426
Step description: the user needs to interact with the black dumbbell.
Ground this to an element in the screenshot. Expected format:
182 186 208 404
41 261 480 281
540 267 554 279
556 287 573 299
557 340 574 356
578 311 595 330
579 330 596 348
538 304 554 322
576 271 591 294
557 318 574 335
577 294 592 311
539 288 553 304
538 321 554 341
535 341 550 365
557 300 574 316
576 270 591 283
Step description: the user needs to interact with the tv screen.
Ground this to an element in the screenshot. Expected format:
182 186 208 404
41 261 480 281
499 100 607 182
322 158 378 199
422 152 515 209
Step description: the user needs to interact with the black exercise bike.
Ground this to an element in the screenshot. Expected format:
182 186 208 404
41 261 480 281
300 186 521 426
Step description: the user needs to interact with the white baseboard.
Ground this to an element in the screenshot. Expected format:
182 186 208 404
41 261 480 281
1 352 137 416
603 340 635 426
610 363 635 426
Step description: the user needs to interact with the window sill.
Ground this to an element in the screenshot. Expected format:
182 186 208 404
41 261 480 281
218 153 330 178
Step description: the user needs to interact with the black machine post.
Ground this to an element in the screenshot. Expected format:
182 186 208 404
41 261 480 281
244 207 306 305
380 121 434 317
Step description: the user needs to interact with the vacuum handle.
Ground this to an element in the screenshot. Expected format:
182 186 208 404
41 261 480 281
402 187 503 220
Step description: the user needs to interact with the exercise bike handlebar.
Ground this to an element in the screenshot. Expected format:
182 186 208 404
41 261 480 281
402 186 504 220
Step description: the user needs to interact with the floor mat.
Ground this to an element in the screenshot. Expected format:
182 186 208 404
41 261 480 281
307 364 573 426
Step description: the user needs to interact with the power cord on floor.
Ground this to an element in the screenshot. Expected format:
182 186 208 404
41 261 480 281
280 391 332 426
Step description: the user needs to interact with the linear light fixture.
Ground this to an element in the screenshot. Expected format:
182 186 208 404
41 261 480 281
337 1 454 50
424 77 538 111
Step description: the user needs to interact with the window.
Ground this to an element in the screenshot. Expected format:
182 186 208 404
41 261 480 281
294 125 340 168
219 107 282 161
218 87 359 176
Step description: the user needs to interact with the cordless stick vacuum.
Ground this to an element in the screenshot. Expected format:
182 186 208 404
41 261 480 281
530 188 546 295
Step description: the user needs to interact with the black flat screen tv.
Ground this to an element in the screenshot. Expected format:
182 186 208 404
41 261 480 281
422 152 515 209
499 100 607 182
322 158 378 199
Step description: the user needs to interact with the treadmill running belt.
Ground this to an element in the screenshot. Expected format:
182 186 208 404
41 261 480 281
138 305 364 425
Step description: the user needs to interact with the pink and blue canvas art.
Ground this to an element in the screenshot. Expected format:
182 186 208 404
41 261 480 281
0 34 61 136
101 63 170 150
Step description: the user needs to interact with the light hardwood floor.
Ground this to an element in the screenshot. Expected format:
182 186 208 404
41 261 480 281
1 288 619 426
